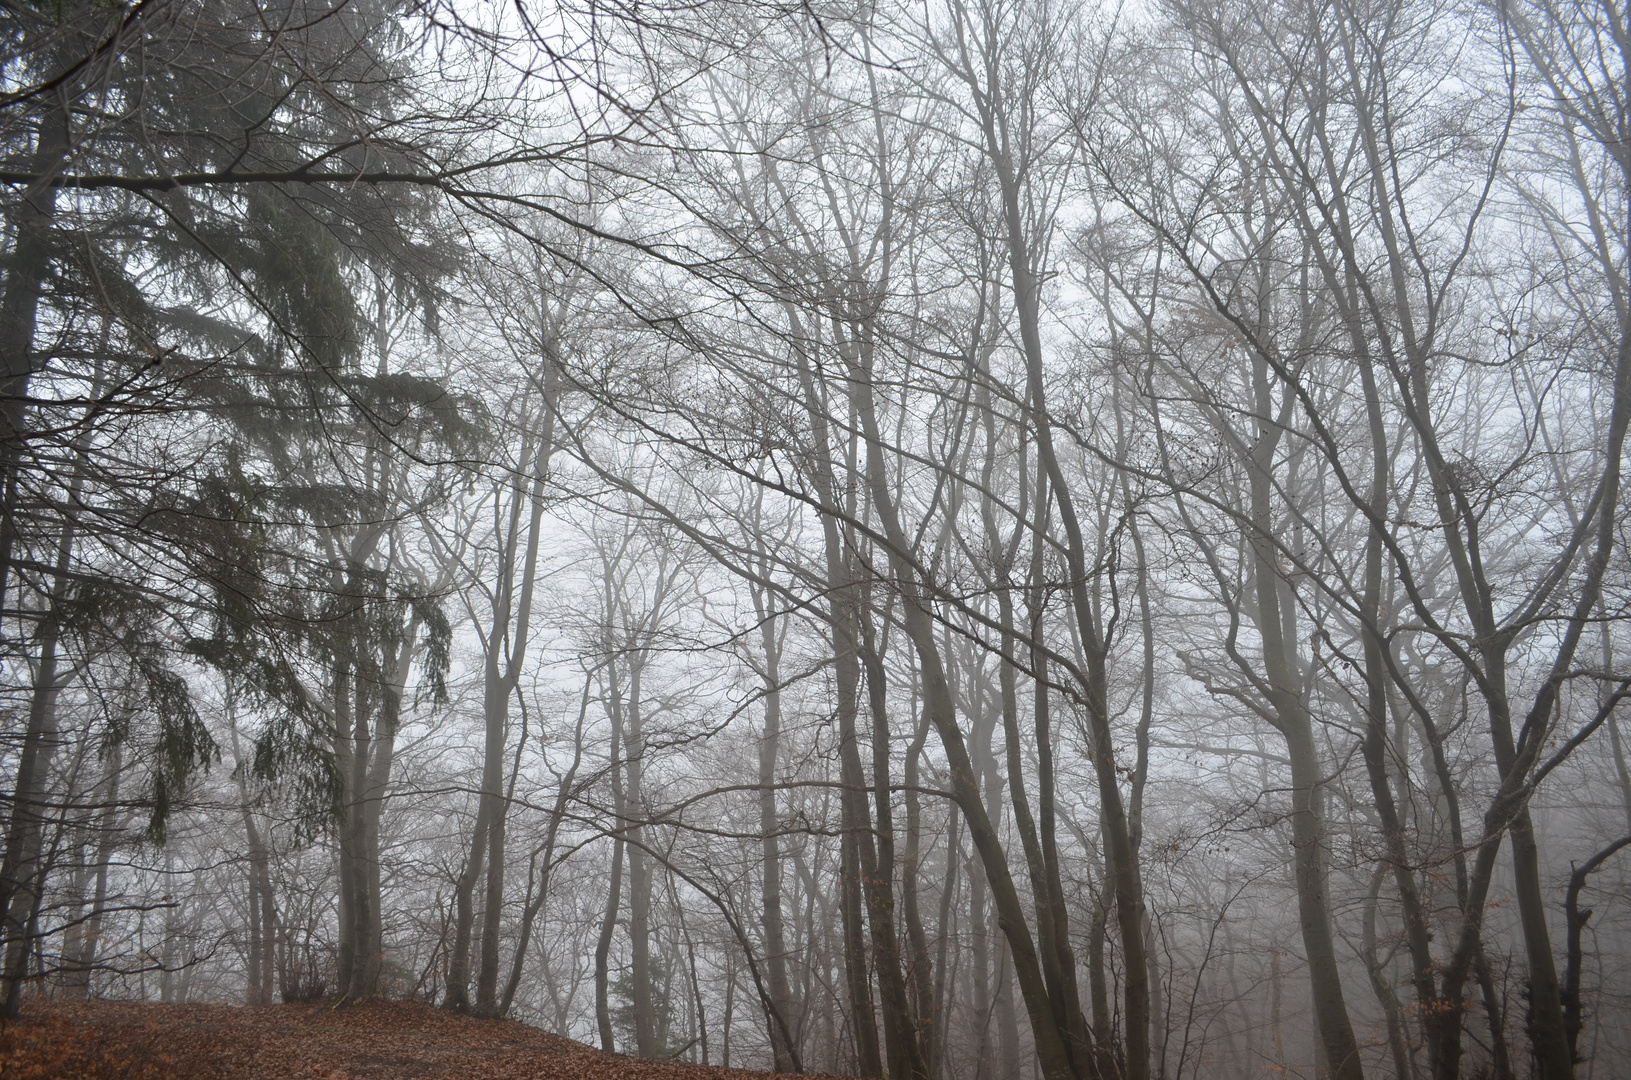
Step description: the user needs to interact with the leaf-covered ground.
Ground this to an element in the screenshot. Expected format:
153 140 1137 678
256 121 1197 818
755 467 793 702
0 1000 798 1080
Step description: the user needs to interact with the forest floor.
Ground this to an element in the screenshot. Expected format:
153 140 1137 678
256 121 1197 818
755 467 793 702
0 999 795 1080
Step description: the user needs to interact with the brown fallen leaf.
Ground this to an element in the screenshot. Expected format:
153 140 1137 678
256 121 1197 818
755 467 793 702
2 1000 830 1080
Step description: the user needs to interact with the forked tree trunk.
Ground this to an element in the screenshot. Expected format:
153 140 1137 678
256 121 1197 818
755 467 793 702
500 686 586 1016
443 800 488 1011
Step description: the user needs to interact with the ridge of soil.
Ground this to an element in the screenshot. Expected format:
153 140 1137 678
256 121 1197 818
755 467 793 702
0 1000 798 1080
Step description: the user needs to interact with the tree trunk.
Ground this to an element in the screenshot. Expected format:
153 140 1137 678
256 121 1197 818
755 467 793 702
0 518 77 1017
230 707 275 1008
354 626 415 1000
1363 865 1416 1080
627 654 656 1055
470 344 558 1016
898 694 934 1064
841 821 882 1076
596 835 625 1051
443 799 488 1011
1242 352 1363 1080
853 614 928 1080
1563 835 1631 1062
0 90 69 604
1354 348 1441 1076
336 659 367 999
500 689 586 1016
786 311 883 1078
597 658 628 1051
63 743 121 998
753 582 799 1072
931 802 959 1080
474 669 511 1017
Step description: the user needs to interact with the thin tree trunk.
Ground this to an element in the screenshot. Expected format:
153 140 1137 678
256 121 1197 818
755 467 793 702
1362 865 1415 1080
472 345 558 1016
474 674 511 1017
854 613 928 1080
1563 835 1631 1062
1353 345 1442 1076
752 574 799 1072
500 687 586 1016
63 742 121 999
931 803 959 1080
841 821 882 1076
627 654 656 1055
968 814 993 1078
597 675 627 1052
1242 351 1363 1080
444 799 488 1011
338 659 371 999
786 308 882 1078
898 690 935 1065
994 937 1020 1080
1086 889 1110 1053
1474 951 1514 1080
229 714 275 1007
596 831 625 1052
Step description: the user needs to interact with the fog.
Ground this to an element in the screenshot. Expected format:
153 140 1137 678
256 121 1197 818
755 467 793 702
2 1 1628 1078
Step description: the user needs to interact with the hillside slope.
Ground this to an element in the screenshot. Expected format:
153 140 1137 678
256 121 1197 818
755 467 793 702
0 1000 794 1080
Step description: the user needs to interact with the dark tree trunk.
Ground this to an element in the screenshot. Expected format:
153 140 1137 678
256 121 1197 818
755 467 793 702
753 592 799 1072
626 656 656 1055
596 666 627 1052
0 91 69 605
0 518 77 1017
